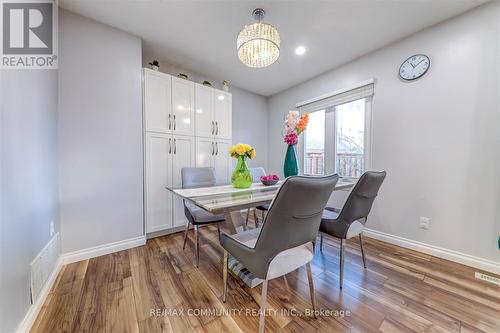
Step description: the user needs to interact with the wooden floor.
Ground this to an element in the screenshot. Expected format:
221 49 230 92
32 223 500 333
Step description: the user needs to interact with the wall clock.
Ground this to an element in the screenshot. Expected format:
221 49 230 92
399 54 430 81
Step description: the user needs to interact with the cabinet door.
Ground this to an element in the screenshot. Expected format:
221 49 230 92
213 140 232 185
145 132 173 233
144 70 172 133
195 137 214 168
195 84 215 138
172 77 195 136
172 135 195 227
214 91 232 140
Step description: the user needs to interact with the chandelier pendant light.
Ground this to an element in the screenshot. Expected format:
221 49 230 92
237 8 280 68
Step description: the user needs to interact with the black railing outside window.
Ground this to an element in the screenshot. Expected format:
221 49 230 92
304 152 364 178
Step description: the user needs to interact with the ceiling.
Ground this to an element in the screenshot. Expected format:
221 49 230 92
60 0 488 96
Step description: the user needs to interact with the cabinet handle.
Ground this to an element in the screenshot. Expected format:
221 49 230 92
169 138 171 154
211 142 214 155
211 121 214 135
168 114 171 130
216 142 219 155
216 121 219 135
173 115 176 131
174 138 177 154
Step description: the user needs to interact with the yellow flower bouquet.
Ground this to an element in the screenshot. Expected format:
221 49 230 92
229 143 256 159
229 143 256 188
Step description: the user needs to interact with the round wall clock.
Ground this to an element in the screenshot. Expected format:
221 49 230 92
399 54 430 81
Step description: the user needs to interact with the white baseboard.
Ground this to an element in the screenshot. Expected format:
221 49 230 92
62 235 146 265
17 256 63 333
146 225 186 239
364 228 500 275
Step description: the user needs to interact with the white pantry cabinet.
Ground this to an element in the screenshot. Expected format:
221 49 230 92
171 135 195 227
195 137 232 185
213 91 232 140
144 70 172 133
195 85 232 140
145 132 173 233
143 68 232 235
194 84 214 138
145 133 194 233
172 77 195 136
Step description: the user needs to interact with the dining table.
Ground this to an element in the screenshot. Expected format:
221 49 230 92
167 177 355 286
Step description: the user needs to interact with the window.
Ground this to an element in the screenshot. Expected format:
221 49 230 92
299 82 373 178
304 110 325 175
335 99 365 178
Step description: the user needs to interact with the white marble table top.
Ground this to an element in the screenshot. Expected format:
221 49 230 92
169 178 355 214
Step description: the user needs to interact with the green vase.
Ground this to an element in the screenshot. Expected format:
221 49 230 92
284 145 298 178
231 156 253 188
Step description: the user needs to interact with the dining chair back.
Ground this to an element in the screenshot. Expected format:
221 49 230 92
253 174 340 276
249 167 266 182
181 167 217 189
220 174 339 333
337 171 386 230
319 170 386 288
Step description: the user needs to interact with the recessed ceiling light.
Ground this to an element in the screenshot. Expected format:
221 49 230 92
295 46 306 56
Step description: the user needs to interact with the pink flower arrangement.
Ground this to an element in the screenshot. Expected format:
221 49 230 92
260 175 279 181
283 110 309 145
284 131 298 145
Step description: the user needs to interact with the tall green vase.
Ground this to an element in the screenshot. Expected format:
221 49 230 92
231 156 253 188
284 145 298 178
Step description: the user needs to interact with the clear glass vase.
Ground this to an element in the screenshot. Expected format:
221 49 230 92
231 156 253 188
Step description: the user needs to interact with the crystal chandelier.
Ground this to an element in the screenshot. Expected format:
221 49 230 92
237 8 280 68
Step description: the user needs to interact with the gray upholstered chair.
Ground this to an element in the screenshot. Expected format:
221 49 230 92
220 174 339 333
181 167 225 268
319 171 386 288
246 167 269 227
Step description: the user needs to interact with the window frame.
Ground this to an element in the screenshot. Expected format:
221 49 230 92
299 96 373 179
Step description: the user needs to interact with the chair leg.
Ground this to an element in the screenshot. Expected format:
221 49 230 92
306 262 317 318
283 275 290 293
359 233 367 269
259 280 268 333
194 225 200 268
320 233 324 252
245 208 250 226
223 250 228 303
253 209 259 228
182 221 190 250
216 223 221 238
339 238 345 289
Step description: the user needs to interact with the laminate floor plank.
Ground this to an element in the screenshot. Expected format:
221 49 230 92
31 222 500 333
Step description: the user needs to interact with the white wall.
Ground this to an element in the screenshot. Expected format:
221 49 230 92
59 10 144 253
0 69 59 332
141 58 269 169
268 2 500 264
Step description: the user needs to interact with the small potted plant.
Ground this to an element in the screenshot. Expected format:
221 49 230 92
222 80 229 92
202 80 212 87
177 73 188 80
148 60 160 71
